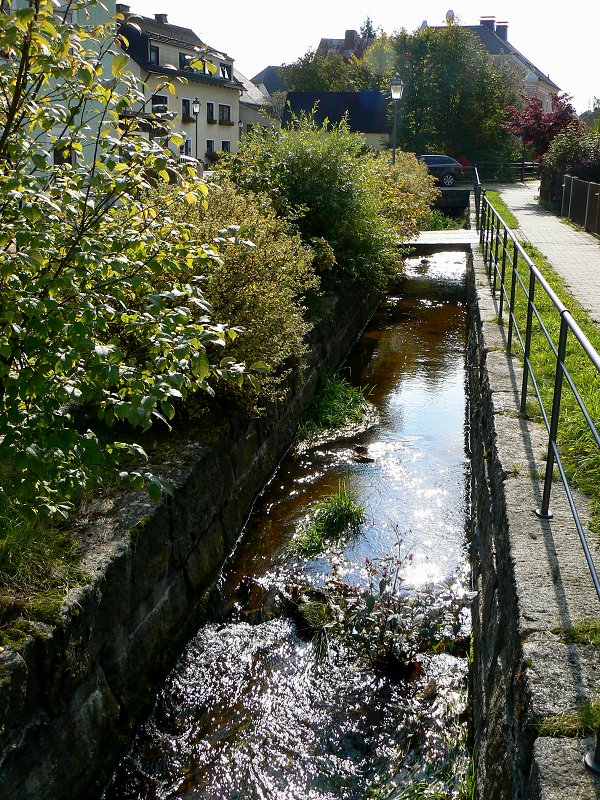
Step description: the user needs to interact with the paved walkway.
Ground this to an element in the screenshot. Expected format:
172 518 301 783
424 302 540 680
490 181 600 326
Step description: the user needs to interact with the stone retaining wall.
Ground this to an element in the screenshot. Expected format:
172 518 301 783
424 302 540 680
467 248 600 800
0 290 380 800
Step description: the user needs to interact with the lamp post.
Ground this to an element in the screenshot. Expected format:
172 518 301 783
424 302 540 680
238 119 244 148
390 74 404 166
192 97 200 161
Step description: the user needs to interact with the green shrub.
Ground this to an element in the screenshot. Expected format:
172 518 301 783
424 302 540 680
541 128 600 208
220 114 436 290
152 179 319 408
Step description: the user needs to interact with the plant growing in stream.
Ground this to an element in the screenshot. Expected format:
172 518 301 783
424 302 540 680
298 370 371 441
292 481 366 556
297 552 471 675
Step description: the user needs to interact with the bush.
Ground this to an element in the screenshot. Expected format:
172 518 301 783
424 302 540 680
540 128 600 208
151 179 319 408
219 114 436 290
0 1 250 518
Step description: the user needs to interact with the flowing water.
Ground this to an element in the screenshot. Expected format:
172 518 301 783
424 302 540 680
104 252 471 800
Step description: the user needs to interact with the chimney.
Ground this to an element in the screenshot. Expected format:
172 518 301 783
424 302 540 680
116 3 130 14
495 21 508 41
154 13 168 24
480 16 496 32
344 29 359 51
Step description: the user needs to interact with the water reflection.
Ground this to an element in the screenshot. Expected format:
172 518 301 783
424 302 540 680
104 253 470 800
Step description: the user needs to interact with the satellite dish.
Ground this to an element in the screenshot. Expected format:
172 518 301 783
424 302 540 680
446 9 455 23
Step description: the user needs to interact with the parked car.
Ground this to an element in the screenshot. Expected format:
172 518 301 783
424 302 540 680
418 154 464 186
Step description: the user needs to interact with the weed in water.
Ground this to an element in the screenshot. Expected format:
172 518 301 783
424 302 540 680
299 371 370 441
292 481 365 556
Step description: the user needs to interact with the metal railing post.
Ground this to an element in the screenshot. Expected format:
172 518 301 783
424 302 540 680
480 195 487 246
536 314 569 519
492 217 501 294
507 241 518 353
498 229 508 321
585 729 600 775
520 268 536 414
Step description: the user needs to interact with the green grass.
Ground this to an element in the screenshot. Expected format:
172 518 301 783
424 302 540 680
536 696 600 737
299 370 370 440
292 481 365 556
484 203 600 529
421 209 465 231
558 619 600 647
484 190 519 230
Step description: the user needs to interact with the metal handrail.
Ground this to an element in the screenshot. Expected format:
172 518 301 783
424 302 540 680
478 191 600 606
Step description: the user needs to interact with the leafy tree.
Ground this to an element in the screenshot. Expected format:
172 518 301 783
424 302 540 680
577 97 600 133
504 92 581 157
390 24 518 161
280 49 369 92
360 17 381 40
0 0 248 517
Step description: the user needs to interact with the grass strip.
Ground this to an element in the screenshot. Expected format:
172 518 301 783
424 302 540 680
485 203 600 528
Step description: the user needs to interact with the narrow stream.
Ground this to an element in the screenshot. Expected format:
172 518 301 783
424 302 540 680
104 252 471 800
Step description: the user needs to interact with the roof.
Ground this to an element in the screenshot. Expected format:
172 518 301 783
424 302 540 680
131 15 205 50
430 22 560 92
234 69 269 108
251 66 288 94
283 91 388 134
465 25 560 90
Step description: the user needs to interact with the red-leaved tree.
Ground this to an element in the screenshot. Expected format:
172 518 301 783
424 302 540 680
503 92 581 157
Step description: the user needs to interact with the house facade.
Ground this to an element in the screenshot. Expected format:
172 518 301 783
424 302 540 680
117 5 243 167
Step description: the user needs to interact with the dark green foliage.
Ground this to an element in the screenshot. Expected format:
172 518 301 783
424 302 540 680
391 24 518 162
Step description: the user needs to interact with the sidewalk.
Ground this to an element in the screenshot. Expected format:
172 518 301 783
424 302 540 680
489 181 600 326
490 181 600 325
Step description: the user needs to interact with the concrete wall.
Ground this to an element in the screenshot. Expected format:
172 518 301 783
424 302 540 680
467 247 600 800
0 290 380 800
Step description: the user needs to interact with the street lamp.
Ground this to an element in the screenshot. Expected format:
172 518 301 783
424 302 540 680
390 74 404 166
192 97 200 161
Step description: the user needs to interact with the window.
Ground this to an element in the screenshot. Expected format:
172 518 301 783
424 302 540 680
180 138 193 156
182 98 191 119
151 94 168 114
206 102 215 123
179 52 189 70
221 140 231 153
149 44 159 65
219 63 232 80
206 140 215 154
218 104 231 124
203 61 214 75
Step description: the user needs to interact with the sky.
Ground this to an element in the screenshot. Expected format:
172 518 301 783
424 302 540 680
132 1 599 113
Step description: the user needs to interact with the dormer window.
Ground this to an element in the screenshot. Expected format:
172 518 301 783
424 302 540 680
219 63 232 80
149 44 160 65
